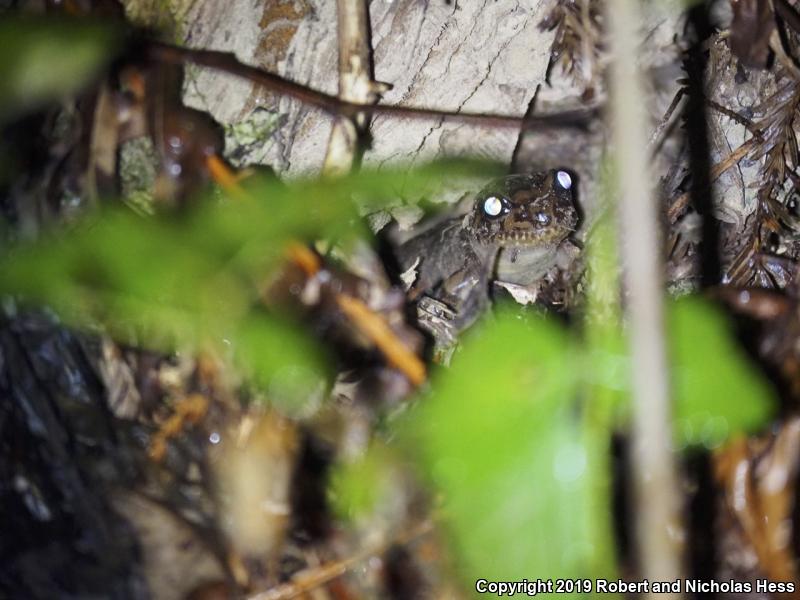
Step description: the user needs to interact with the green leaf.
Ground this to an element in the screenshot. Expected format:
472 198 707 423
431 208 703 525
330 442 402 521
670 296 776 449
233 313 328 413
0 161 504 409
398 309 609 590
0 17 121 121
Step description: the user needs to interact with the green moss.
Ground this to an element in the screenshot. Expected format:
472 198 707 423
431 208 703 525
224 108 281 168
119 137 158 216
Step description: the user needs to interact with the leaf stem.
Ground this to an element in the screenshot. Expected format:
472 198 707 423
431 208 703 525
606 0 684 591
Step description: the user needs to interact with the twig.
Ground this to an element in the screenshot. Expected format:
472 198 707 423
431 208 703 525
650 91 760 159
147 393 209 461
666 136 758 221
323 0 384 176
336 294 427 386
607 0 683 593
648 88 686 153
145 42 598 133
706 99 762 137
246 520 433 600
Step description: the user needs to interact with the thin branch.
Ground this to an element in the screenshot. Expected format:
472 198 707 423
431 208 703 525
336 294 427 386
323 0 382 175
667 136 759 221
607 0 684 592
706 99 762 137
145 42 598 133
648 88 687 153
246 520 433 600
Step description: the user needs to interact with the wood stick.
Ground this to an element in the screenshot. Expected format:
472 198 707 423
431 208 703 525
608 0 684 592
322 0 380 176
146 42 598 133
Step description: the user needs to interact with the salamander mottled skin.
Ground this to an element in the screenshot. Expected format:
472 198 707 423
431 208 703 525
397 170 578 335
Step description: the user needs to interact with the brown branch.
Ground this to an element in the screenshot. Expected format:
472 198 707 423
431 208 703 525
706 99 763 138
323 0 381 176
336 294 427 386
146 42 598 133
246 520 433 600
648 88 686 152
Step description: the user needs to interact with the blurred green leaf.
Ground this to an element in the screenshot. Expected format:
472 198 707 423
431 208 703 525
0 17 121 121
0 161 503 408
233 313 328 412
670 296 776 449
397 309 608 590
330 442 402 521
582 202 629 415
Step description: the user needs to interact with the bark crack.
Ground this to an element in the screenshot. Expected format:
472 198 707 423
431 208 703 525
414 16 527 163
398 3 458 105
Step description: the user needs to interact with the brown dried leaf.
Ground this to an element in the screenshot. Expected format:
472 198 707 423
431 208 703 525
714 419 800 584
539 0 603 90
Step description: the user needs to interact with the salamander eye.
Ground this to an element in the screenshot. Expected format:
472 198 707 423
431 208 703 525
483 195 504 217
555 170 572 190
